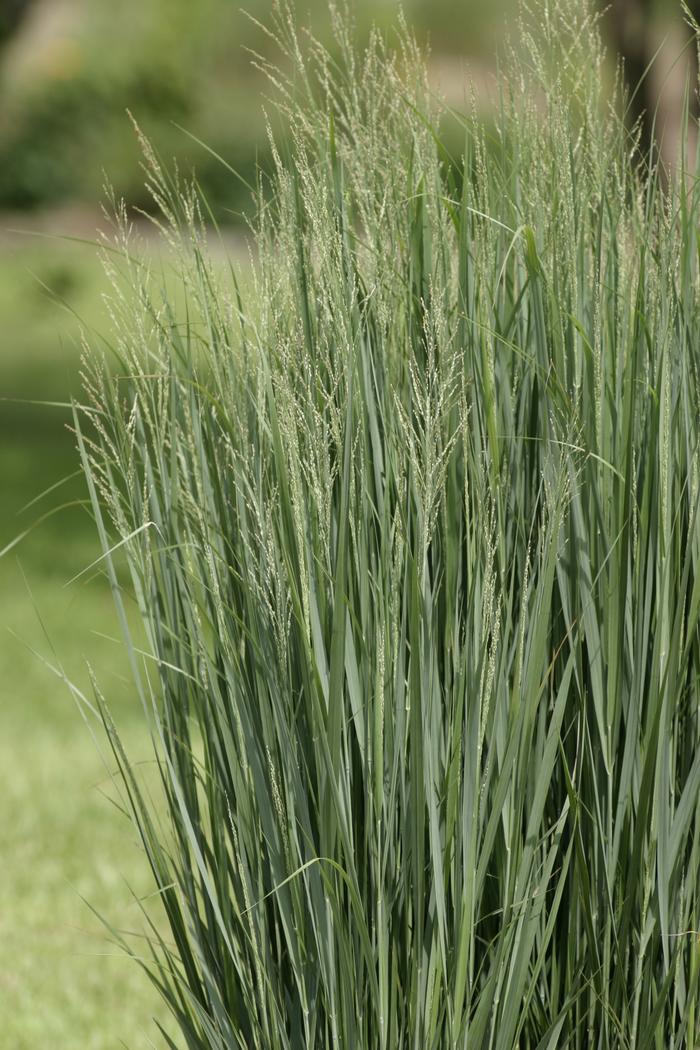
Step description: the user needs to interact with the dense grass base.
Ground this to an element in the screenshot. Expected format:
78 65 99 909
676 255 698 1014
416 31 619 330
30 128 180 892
81 3 700 1047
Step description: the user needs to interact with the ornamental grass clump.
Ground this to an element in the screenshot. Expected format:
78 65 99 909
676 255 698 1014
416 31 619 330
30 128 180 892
78 2 700 1046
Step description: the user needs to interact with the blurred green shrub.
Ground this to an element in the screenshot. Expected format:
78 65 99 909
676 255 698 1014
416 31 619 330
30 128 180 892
0 61 187 207
0 0 274 213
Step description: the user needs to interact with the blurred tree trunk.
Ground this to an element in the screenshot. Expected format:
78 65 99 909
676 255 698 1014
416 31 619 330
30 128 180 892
607 0 654 149
606 0 700 171
0 0 31 48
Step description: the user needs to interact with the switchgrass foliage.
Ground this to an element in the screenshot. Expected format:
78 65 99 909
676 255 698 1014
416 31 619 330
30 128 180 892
78 2 700 1046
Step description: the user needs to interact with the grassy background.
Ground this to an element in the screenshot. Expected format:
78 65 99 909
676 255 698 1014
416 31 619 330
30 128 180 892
0 237 173 1046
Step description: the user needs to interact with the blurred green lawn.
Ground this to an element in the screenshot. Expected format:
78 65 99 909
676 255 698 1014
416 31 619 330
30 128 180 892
0 235 172 1047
